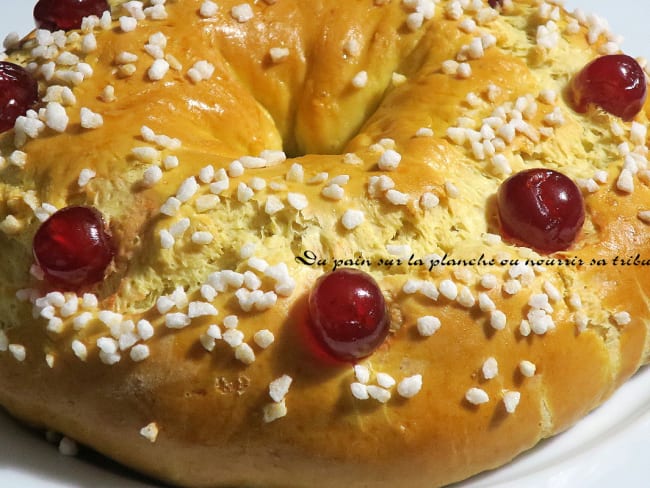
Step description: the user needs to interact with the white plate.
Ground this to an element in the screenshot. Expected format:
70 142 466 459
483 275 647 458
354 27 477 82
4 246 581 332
1 1 649 487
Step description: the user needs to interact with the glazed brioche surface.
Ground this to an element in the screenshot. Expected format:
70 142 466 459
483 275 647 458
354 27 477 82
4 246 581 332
0 0 650 486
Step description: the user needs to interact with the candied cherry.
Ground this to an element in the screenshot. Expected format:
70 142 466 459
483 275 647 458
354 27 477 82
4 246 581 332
488 0 504 9
34 0 110 31
497 168 584 253
570 54 647 120
308 268 390 362
33 206 115 289
0 62 38 133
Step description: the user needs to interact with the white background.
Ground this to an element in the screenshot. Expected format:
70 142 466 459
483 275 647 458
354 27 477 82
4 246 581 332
0 1 649 487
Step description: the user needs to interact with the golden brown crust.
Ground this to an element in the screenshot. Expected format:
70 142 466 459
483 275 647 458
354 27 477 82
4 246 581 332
1 0 649 486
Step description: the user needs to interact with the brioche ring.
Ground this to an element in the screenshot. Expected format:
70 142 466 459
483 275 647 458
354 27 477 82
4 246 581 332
1 0 649 486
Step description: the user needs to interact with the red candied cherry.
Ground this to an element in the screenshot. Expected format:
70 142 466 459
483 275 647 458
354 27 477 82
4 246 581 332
488 0 504 8
497 168 584 253
570 54 647 120
308 268 390 362
33 206 115 289
34 0 110 31
0 62 38 133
